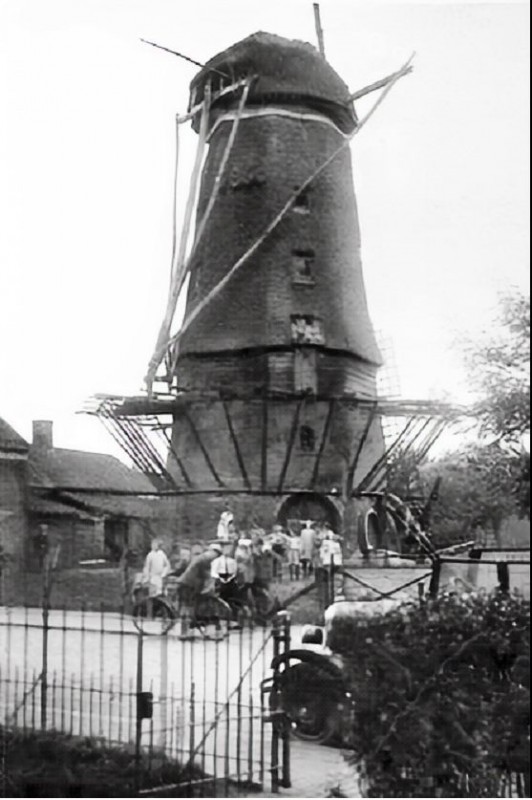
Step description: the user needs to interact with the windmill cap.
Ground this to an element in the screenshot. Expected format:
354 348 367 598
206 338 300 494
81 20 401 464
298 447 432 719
189 32 357 134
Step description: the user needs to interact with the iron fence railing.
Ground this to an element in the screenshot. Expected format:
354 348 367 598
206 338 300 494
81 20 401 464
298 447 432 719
0 600 286 797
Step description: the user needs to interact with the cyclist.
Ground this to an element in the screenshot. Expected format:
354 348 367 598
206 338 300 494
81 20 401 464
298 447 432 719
174 542 223 629
210 546 239 605
250 541 280 619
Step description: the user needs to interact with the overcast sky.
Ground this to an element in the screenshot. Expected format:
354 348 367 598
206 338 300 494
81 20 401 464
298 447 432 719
0 0 529 457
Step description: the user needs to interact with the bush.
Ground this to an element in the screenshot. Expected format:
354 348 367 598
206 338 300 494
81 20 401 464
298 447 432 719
328 592 530 797
0 728 235 797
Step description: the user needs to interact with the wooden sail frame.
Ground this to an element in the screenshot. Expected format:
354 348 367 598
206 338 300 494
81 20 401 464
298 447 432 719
83 393 463 498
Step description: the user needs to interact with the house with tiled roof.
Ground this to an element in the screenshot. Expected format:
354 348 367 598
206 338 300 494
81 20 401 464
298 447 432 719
26 420 166 570
1 416 169 577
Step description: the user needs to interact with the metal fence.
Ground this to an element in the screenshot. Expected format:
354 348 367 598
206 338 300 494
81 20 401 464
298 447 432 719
0 598 293 797
1 551 529 798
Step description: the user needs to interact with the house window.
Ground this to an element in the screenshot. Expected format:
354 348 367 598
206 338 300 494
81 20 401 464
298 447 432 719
291 249 315 287
104 518 129 563
299 425 316 452
291 315 324 345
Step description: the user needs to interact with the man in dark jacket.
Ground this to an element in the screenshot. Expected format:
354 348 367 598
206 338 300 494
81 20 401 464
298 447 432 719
175 542 223 637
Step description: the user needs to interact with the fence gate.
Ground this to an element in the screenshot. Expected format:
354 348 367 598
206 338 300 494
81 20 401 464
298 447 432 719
135 612 291 797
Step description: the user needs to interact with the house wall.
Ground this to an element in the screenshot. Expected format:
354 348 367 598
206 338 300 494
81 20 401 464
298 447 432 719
0 454 28 569
27 517 106 571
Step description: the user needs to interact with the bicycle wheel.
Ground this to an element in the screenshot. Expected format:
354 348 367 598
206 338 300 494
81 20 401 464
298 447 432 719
193 594 232 640
132 596 175 636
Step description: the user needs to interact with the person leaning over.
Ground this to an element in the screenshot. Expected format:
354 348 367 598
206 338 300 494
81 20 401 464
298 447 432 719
211 545 238 604
175 542 223 636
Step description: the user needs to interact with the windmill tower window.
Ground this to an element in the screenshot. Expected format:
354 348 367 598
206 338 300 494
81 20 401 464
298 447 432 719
299 425 316 452
293 187 311 214
291 315 324 344
294 348 318 393
291 249 316 287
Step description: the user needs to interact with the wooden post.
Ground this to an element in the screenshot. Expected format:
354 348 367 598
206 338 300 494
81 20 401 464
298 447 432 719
497 562 510 594
429 559 441 599
313 4 326 58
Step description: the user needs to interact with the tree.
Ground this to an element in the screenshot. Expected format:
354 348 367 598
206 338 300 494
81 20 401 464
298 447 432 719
464 291 530 448
420 445 525 549
386 293 531 546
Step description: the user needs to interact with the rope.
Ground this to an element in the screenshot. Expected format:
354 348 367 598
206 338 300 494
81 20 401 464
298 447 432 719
167 53 415 375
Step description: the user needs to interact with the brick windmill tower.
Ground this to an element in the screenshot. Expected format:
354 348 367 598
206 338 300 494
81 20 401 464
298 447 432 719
158 32 385 537
89 31 452 550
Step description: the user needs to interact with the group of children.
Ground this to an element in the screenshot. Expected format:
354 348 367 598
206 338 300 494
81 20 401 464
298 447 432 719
141 513 344 603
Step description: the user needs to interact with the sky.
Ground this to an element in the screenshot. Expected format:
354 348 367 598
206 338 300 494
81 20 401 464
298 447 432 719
0 0 529 458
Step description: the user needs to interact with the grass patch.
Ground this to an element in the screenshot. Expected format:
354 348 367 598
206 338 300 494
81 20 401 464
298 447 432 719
0 727 258 797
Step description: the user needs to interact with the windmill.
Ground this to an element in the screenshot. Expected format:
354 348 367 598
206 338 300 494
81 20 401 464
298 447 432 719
85 10 461 549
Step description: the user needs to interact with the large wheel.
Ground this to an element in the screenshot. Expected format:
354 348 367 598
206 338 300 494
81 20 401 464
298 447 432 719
270 662 340 745
192 594 233 640
357 511 381 555
132 595 175 636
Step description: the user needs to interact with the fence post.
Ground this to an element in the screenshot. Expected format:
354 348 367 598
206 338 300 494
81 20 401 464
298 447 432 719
270 615 281 794
329 554 335 606
40 554 51 730
428 558 441 599
497 562 510 594
135 631 144 795
280 612 291 790
158 634 169 751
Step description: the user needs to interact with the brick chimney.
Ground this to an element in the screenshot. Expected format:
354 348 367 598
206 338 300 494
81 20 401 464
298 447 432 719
32 420 53 452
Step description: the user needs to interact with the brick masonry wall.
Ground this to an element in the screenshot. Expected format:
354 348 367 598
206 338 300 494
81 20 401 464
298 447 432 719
170 36 384 545
27 517 105 571
0 457 28 565
180 113 379 365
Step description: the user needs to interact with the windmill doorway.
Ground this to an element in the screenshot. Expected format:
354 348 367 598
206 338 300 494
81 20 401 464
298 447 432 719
277 492 341 534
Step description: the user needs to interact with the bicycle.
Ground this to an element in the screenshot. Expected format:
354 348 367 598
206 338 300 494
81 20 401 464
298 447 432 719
132 576 233 638
132 572 278 636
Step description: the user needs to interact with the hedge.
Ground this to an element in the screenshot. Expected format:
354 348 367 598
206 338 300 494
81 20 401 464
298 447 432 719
328 591 530 797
